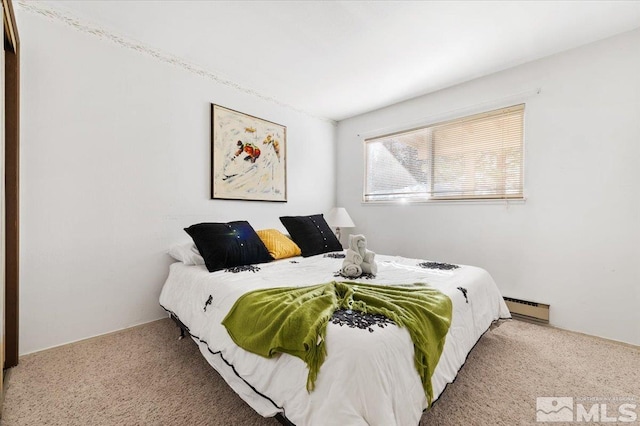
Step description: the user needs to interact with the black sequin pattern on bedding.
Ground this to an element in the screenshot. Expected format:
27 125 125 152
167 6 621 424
204 295 213 311
225 265 261 273
323 252 346 259
333 271 376 280
457 286 469 303
331 309 395 332
418 261 460 271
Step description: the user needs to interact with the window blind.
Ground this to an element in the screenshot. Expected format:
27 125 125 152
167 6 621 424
364 104 524 202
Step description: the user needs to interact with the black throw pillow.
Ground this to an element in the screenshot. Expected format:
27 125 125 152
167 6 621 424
184 221 273 272
279 214 343 257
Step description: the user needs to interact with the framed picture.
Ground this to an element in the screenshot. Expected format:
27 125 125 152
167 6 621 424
211 104 287 202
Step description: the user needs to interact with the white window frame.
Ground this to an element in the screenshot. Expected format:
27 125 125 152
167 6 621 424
363 104 526 204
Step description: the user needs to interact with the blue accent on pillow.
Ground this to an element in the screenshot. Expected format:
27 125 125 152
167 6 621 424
184 221 273 272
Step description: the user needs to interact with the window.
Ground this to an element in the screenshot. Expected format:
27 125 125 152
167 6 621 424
364 104 524 202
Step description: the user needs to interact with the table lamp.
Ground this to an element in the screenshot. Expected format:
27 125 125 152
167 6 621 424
325 207 355 242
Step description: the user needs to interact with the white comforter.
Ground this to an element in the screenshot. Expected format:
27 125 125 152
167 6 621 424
159 253 510 426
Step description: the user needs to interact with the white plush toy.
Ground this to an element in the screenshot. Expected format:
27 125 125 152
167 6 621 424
341 234 377 277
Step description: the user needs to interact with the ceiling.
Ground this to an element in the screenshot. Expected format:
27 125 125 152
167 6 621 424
34 1 640 121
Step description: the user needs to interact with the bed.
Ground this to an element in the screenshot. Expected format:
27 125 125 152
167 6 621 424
159 250 511 426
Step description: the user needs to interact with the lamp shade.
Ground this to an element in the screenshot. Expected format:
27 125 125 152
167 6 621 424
325 207 355 228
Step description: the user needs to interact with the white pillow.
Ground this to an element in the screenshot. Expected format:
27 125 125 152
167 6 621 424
168 242 205 265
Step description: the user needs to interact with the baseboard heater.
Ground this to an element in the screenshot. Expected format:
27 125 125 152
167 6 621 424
504 297 550 324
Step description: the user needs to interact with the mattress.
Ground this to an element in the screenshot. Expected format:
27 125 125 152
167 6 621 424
159 253 511 425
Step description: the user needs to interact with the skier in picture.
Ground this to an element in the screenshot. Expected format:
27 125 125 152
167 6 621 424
232 140 261 163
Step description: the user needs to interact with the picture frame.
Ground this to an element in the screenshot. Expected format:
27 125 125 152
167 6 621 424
211 104 287 202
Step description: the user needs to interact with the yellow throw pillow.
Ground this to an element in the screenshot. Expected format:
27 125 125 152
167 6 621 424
256 229 302 260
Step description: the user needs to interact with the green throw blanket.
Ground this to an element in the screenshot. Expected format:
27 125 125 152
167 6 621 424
222 281 452 406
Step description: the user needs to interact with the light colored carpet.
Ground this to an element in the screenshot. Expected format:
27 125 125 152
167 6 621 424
1 318 638 425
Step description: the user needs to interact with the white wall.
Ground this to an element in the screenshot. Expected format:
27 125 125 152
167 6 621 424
337 29 640 346
18 11 336 354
